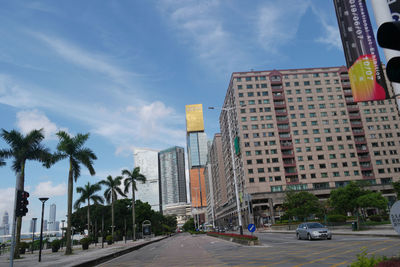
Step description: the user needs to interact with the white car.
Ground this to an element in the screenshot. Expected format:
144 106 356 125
296 222 332 240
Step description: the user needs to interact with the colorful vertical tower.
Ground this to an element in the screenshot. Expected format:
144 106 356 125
185 104 208 225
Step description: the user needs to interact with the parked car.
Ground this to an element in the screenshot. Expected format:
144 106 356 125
296 222 332 240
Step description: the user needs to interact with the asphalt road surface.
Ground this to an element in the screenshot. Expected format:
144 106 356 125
97 232 400 267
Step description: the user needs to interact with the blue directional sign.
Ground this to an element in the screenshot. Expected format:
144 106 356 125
248 223 256 233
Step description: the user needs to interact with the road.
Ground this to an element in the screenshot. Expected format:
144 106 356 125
97 232 400 267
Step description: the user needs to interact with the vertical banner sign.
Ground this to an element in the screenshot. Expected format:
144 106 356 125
388 0 400 21
334 0 389 102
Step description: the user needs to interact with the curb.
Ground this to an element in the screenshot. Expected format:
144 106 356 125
258 231 400 238
72 236 169 267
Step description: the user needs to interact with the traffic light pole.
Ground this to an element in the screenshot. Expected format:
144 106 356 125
371 0 400 98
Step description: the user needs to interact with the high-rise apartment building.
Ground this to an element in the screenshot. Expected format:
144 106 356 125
48 203 56 231
205 134 228 227
216 66 400 227
185 104 208 225
158 146 187 212
133 148 161 211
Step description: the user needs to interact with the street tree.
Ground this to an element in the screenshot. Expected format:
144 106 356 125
99 175 126 241
329 182 365 215
122 167 146 241
74 182 104 237
283 191 322 221
0 129 52 258
54 131 97 255
357 192 388 211
392 181 400 200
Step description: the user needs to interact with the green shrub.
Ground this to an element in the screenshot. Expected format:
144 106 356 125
106 235 113 245
349 247 386 267
80 237 91 250
369 215 382 222
327 214 347 223
51 239 61 252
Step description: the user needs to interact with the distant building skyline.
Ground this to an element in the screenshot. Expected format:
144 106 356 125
158 146 187 212
134 148 161 212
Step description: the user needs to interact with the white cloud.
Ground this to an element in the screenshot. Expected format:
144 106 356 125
257 0 311 52
16 109 65 139
0 74 36 108
33 181 67 197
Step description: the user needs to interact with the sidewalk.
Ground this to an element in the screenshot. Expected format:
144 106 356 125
0 236 167 267
258 225 400 238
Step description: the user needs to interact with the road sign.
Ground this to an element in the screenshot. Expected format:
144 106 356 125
248 224 256 233
390 201 400 235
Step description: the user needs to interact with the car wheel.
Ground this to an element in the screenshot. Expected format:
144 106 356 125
296 233 300 240
327 236 332 240
307 234 312 241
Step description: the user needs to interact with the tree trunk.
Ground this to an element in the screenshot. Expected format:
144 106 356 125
14 162 25 259
111 194 115 242
87 200 90 237
132 184 136 241
65 160 73 255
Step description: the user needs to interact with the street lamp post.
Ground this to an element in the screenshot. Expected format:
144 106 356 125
31 218 37 254
38 197 49 262
209 106 244 235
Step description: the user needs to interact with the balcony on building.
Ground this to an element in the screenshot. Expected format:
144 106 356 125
345 96 354 104
285 176 299 184
275 108 287 114
350 119 362 126
283 158 296 167
271 84 283 91
354 137 367 145
356 144 368 153
270 75 282 85
278 132 292 141
347 104 359 112
272 92 285 100
276 115 289 123
341 79 351 87
274 100 286 108
352 128 365 136
348 112 361 119
358 154 371 162
281 149 294 158
280 141 293 149
361 171 375 179
343 89 353 96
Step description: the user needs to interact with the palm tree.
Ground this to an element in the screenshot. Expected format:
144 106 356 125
0 129 52 258
122 167 146 241
54 131 97 255
99 175 126 241
74 182 104 237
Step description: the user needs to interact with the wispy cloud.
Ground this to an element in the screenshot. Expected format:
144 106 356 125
158 0 247 72
256 0 311 53
30 32 136 87
311 4 343 50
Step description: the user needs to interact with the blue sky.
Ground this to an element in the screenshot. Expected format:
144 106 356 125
0 0 376 232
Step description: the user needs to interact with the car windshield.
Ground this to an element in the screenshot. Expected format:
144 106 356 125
307 223 324 228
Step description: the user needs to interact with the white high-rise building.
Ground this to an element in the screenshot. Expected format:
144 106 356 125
2 211 9 235
133 148 161 211
48 203 57 231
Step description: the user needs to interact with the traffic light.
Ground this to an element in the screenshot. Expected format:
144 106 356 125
16 190 29 217
377 21 400 83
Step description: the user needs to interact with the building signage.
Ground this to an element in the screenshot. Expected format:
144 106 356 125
390 200 400 235
333 0 389 102
185 104 205 133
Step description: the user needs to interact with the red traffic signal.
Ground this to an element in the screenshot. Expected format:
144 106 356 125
15 190 29 217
